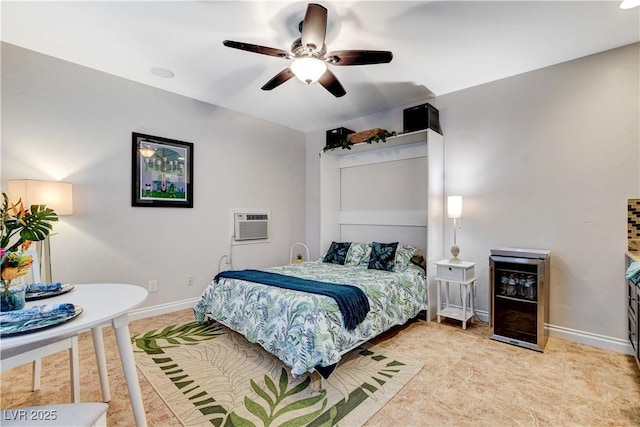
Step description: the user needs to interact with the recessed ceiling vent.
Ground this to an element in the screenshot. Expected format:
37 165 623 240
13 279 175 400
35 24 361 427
234 212 269 241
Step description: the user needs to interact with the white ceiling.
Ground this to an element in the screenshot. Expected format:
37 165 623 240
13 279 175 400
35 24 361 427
1 1 639 133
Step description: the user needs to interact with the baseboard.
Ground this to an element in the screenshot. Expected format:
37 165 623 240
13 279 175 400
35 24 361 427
129 297 199 322
439 305 631 355
546 323 633 355
474 308 490 323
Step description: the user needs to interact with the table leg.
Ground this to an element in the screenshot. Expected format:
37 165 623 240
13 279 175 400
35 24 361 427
436 280 441 323
32 359 41 391
92 326 111 402
445 282 450 309
462 283 468 330
112 314 147 427
470 281 476 324
70 336 80 402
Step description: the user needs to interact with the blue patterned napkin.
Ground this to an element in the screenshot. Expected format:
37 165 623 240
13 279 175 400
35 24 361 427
0 303 76 325
25 282 63 293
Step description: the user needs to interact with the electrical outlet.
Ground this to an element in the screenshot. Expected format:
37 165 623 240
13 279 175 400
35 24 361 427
148 280 158 293
187 276 193 286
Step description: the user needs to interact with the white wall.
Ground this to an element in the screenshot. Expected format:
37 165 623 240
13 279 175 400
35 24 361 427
1 43 306 310
306 43 640 349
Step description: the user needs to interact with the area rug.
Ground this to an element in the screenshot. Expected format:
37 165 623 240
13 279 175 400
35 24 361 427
132 321 423 427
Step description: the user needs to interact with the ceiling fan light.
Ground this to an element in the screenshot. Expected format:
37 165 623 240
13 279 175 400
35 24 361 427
291 57 327 84
620 0 640 8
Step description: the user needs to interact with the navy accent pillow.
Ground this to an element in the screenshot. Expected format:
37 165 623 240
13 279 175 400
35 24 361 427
323 241 352 265
368 242 399 271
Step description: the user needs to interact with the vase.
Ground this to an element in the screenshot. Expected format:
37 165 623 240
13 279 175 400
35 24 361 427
1 281 26 311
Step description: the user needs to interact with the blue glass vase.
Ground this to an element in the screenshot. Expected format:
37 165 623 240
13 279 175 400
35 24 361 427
0 281 26 311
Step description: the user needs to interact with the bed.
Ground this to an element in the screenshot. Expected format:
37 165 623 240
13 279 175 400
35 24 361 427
193 242 426 377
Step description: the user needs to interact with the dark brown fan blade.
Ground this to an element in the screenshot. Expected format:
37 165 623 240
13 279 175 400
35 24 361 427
261 68 295 91
301 3 327 51
318 69 346 97
223 40 291 59
325 50 393 66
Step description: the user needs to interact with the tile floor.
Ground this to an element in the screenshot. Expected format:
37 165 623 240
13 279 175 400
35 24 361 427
1 309 639 426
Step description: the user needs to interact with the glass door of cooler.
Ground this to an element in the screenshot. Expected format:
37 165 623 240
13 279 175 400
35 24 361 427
494 292 537 343
490 256 546 351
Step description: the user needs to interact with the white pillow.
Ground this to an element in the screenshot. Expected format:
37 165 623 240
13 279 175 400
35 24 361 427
345 242 372 266
395 245 417 271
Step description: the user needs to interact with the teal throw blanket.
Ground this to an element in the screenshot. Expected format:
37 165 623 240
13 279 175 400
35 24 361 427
627 261 640 282
214 269 370 330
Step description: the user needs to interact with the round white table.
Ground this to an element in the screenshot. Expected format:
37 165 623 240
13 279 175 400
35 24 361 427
0 283 149 426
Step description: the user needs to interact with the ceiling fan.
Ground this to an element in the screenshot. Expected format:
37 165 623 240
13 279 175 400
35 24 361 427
223 3 393 97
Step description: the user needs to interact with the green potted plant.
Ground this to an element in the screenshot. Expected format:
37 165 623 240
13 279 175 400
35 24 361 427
1 192 58 311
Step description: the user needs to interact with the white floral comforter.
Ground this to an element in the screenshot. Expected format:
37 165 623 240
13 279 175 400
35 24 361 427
193 260 426 376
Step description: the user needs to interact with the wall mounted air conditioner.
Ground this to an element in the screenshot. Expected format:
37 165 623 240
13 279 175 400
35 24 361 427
234 213 269 241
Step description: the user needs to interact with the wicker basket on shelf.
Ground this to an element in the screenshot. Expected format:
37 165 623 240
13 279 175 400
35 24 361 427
347 128 388 144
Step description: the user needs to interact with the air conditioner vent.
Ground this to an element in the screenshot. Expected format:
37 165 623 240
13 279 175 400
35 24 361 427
246 214 268 221
234 212 269 241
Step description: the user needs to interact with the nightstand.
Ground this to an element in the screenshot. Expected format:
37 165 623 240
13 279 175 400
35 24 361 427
434 260 477 329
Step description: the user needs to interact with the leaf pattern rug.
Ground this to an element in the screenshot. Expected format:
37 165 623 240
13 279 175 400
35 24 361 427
132 321 423 427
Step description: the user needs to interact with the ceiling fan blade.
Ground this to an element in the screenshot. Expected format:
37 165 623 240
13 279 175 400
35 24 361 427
318 69 346 98
223 40 291 59
301 3 327 51
261 68 295 91
326 50 393 66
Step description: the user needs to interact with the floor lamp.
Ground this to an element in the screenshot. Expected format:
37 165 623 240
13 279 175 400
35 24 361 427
7 179 73 283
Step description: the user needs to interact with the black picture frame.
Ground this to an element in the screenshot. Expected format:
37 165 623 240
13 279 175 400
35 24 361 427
132 132 194 208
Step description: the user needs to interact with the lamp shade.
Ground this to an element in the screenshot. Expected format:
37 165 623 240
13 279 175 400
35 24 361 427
447 196 462 219
291 57 327 84
620 0 640 9
8 180 73 215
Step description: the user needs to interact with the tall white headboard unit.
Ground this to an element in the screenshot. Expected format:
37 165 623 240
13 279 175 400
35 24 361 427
319 129 444 320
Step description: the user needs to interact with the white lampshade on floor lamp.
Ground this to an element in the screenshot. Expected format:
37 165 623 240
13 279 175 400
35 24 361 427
448 196 463 263
7 179 73 282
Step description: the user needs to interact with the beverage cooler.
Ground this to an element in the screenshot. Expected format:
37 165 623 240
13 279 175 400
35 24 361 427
490 248 551 352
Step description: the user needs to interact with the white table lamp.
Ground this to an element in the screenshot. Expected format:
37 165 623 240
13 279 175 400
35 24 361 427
448 196 463 263
620 0 640 9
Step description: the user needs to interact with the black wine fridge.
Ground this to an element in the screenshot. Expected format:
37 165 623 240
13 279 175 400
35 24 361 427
490 248 551 352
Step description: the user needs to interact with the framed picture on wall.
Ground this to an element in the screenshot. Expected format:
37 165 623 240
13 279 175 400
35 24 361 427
132 132 194 208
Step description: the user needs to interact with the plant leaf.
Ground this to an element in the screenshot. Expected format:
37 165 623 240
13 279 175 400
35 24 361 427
279 399 327 427
244 396 269 423
227 411 257 427
283 375 311 398
278 368 289 396
250 379 275 411
273 390 326 419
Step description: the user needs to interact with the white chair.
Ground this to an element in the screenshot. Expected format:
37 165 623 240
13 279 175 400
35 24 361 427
2 335 80 402
6 250 111 403
9 250 80 401
22 250 111 402
1 402 108 427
